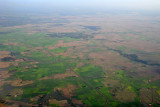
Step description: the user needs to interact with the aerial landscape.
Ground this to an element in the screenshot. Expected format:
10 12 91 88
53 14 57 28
0 0 160 107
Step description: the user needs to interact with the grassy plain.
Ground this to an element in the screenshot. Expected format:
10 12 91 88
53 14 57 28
0 13 160 106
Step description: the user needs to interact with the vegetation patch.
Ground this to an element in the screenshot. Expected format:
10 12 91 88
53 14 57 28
51 47 69 53
48 32 93 40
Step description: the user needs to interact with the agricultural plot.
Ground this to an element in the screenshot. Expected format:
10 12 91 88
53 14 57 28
0 14 160 107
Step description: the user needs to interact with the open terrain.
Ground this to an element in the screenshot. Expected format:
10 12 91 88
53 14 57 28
0 13 160 107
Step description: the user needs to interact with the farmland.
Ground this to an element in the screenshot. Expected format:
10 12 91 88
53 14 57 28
0 13 160 107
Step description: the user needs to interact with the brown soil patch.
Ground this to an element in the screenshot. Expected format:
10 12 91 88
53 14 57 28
93 34 106 40
62 88 71 98
0 51 10 54
21 51 30 55
2 43 9 45
49 99 68 107
54 87 62 92
12 59 25 66
0 51 11 59
150 75 160 82
30 62 39 64
9 42 19 46
54 69 78 79
47 25 76 33
103 79 120 87
0 71 10 80
30 95 43 102
15 59 24 62
62 84 77 98
88 51 133 72
25 31 37 35
120 40 160 53
72 98 83 105
34 46 43 50
0 62 11 68
54 84 77 99
114 89 136 102
9 79 34 86
48 40 90 50
48 40 90 58
102 37 160 53
57 40 90 47
0 103 9 107
2 42 19 46
3 99 38 107
48 46 55 50
40 69 78 80
0 55 11 59
33 65 37 67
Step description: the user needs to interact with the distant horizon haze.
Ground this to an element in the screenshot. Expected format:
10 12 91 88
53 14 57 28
0 0 160 15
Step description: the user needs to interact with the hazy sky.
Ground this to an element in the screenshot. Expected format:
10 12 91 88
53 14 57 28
0 0 160 12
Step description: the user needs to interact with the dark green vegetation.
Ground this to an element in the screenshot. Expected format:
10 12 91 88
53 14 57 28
48 32 93 40
1 57 15 61
0 14 160 107
109 48 160 66
51 47 69 53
